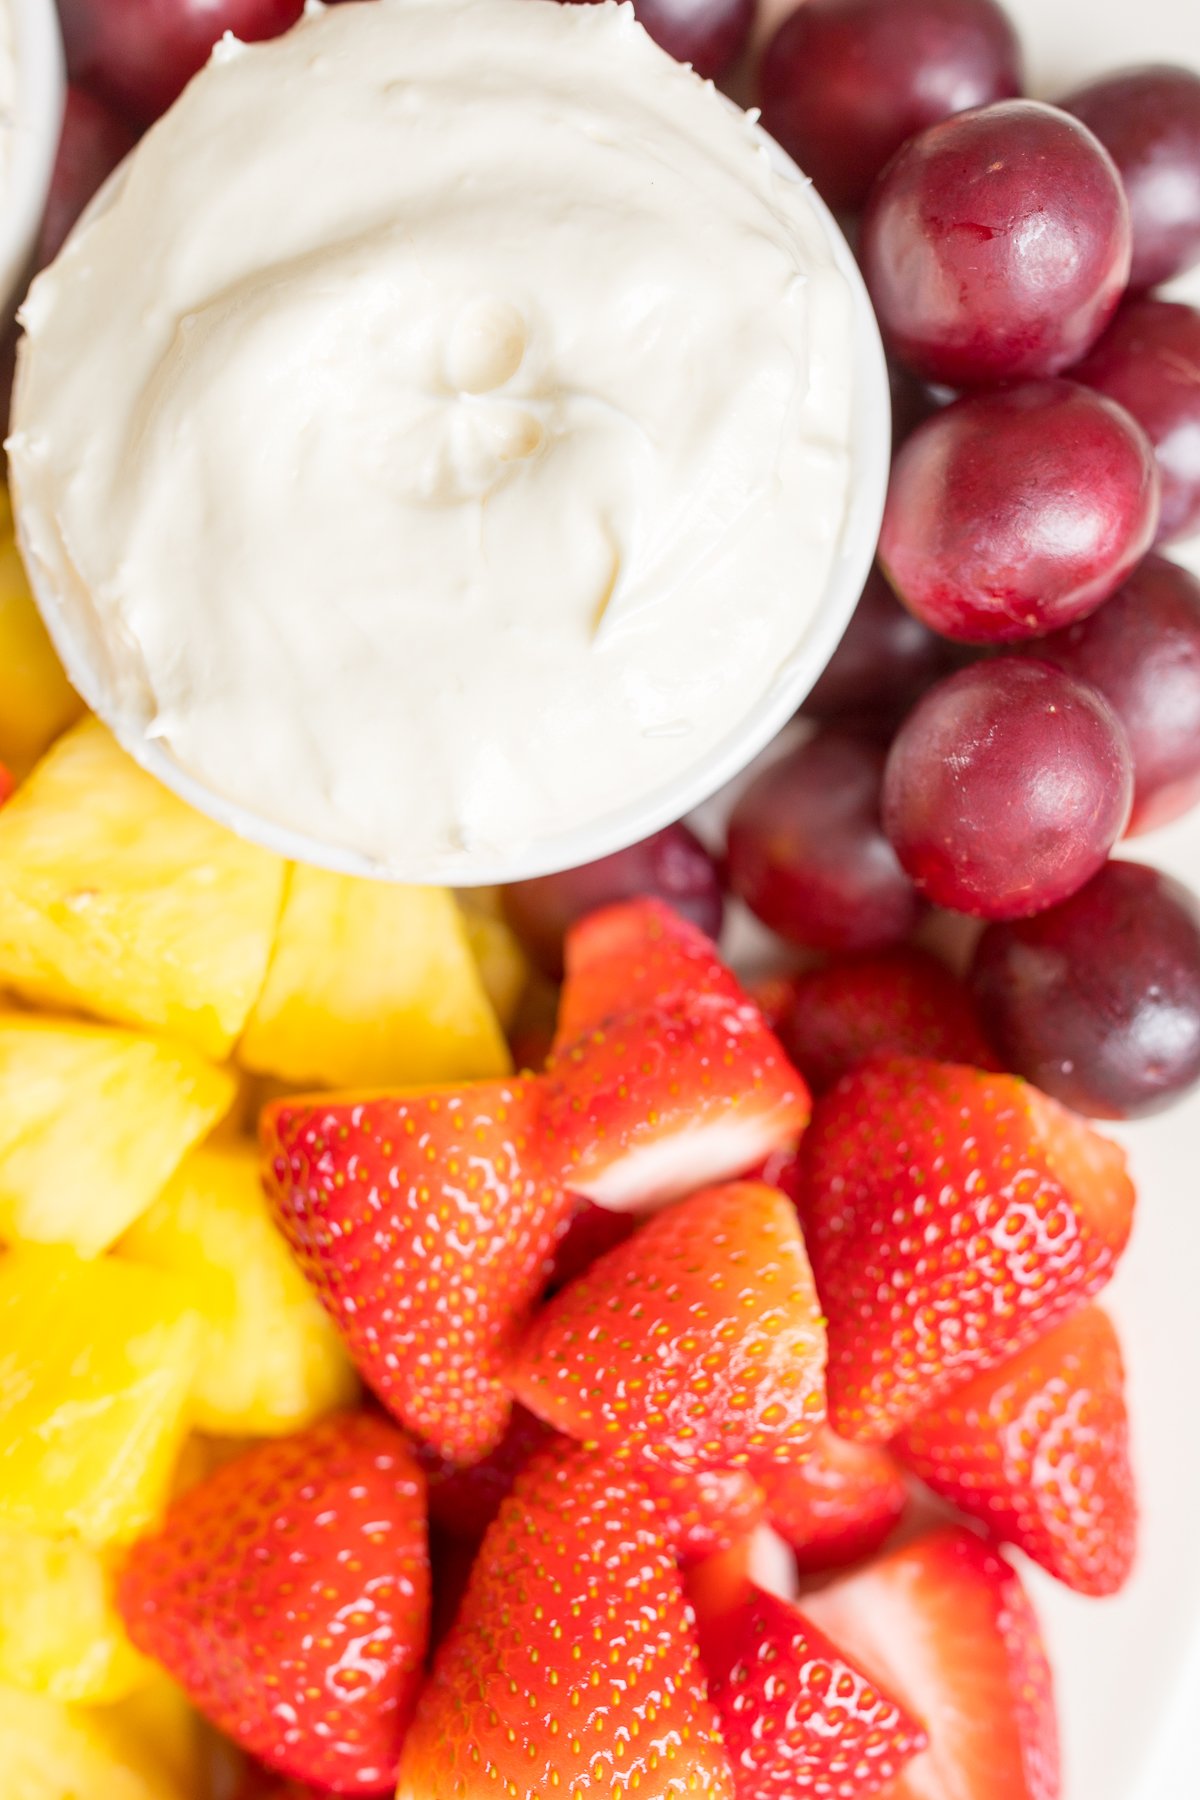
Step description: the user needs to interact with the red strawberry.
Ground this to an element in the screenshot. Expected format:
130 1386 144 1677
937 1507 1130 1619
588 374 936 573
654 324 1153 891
803 1528 1061 1800
117 1413 430 1796
685 1534 756 1630
555 897 744 1045
757 1425 908 1574
705 1587 927 1799
547 1195 638 1290
511 1180 826 1474
798 1059 1135 1440
542 1002 811 1212
646 1465 767 1566
419 1405 558 1542
895 1306 1137 1596
395 1441 734 1800
233 1771 326 1800
769 948 998 1093
262 1080 571 1461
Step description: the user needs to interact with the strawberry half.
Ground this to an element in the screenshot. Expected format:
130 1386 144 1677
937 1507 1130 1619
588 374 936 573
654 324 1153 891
757 1425 909 1574
648 1465 768 1566
895 1306 1137 1596
543 1002 811 1213
798 1059 1135 1440
705 1587 927 1799
262 1080 571 1461
555 897 744 1045
512 1180 826 1474
803 1528 1061 1800
396 1440 734 1800
117 1413 430 1795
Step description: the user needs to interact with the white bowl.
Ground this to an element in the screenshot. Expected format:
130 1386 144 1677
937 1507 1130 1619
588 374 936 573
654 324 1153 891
0 0 63 316
23 123 890 886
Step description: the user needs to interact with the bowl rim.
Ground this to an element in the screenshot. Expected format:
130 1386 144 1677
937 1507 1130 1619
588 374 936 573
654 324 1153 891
0 0 63 314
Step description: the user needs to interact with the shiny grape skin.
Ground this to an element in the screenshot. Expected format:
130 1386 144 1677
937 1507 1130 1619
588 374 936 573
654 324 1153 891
1074 300 1200 547
881 658 1135 920
879 382 1161 644
758 0 1022 215
800 565 961 737
725 731 923 952
860 101 1131 388
1035 555 1200 838
501 823 724 979
970 861 1200 1118
1061 64 1200 292
561 0 754 79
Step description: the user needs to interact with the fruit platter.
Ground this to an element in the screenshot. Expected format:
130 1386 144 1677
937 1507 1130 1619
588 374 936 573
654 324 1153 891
1 1 1199 1798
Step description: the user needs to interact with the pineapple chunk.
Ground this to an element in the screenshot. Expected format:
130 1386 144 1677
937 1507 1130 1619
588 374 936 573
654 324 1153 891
0 1249 202 1545
239 865 510 1087
0 1684 184 1800
0 1014 235 1255
100 1674 205 1798
122 1144 358 1435
0 720 286 1057
0 1531 150 1703
0 534 83 779
457 901 530 1031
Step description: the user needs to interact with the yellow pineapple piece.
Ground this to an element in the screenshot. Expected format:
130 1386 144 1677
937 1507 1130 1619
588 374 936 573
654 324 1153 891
0 719 286 1057
0 1013 235 1255
0 1684 184 1800
101 1673 205 1798
239 865 511 1087
457 900 530 1031
122 1144 358 1435
0 1248 202 1545
0 534 83 780
0 1531 151 1703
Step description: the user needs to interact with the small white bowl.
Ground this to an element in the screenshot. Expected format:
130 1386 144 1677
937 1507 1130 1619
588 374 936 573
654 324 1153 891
0 0 63 316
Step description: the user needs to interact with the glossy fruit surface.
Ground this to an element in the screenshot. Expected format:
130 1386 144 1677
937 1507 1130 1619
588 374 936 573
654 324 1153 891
758 0 1022 214
882 659 1134 920
725 732 922 951
1034 554 1200 835
757 1427 909 1574
799 565 959 736
861 100 1130 387
969 860 1200 1118
1062 64 1200 290
1074 299 1200 546
880 383 1160 643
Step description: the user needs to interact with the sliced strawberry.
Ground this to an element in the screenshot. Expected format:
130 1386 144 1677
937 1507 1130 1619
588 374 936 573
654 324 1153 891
705 1587 927 1799
758 1425 909 1574
118 1413 430 1796
798 1059 1135 1440
262 1080 571 1461
542 1001 811 1212
555 896 744 1045
803 1527 1060 1800
770 948 998 1093
419 1405 558 1543
895 1306 1137 1597
685 1534 756 1631
647 1465 767 1566
511 1180 826 1474
395 1440 734 1800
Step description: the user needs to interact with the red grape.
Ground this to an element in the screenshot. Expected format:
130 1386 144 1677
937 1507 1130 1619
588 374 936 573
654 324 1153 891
59 0 307 127
501 823 723 979
800 564 960 735
1035 555 1200 838
882 659 1134 919
725 731 923 952
1061 65 1200 293
1073 300 1200 547
560 0 754 79
879 382 1160 644
860 101 1131 387
758 0 1021 215
969 860 1200 1117
35 87 137 269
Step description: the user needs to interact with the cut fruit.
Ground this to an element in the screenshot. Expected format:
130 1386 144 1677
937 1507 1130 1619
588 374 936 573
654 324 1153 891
758 1425 909 1574
0 529 83 777
100 1671 206 1798
0 1683 185 1800
895 1307 1136 1596
122 1143 358 1436
799 1059 1135 1439
512 1181 827 1474
0 720 285 1057
239 865 510 1088
554 896 744 1045
0 1530 150 1703
0 1247 202 1544
0 1012 235 1256
455 894 530 1032
803 1528 1060 1800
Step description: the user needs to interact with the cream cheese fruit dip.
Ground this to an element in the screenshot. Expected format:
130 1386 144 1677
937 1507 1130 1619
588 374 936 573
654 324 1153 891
8 0 855 878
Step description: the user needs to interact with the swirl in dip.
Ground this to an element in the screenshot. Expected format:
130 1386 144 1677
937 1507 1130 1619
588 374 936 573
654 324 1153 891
8 0 854 877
